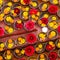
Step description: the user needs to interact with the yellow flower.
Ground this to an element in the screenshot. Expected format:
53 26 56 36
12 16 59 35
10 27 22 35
0 43 4 48
8 43 14 48
15 49 20 54
31 14 35 19
18 37 25 45
7 2 12 7
53 0 58 4
17 20 22 24
52 16 57 20
48 21 58 29
38 20 42 25
23 12 28 17
6 16 14 23
16 6 21 9
42 4 48 11
7 27 14 34
8 39 13 43
37 12 40 16
6 16 11 22
38 44 43 49
53 24 58 29
48 31 56 39
4 7 11 14
6 55 12 60
36 47 40 52
20 0 25 5
57 42 60 48
50 31 56 36
0 13 4 17
39 33 46 39
49 41 53 45
21 39 26 43
41 23 46 27
25 7 29 11
0 13 4 21
5 26 9 31
35 16 38 21
18 37 22 40
21 49 25 54
0 0 3 7
31 1 37 7
43 14 49 18
40 54 45 58
48 22 54 27
52 44 55 47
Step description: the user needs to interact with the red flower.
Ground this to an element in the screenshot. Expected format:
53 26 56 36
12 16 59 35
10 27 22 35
41 18 48 24
23 0 30 4
14 8 20 14
57 26 60 33
29 9 38 15
25 21 35 30
15 23 23 29
25 45 35 56
0 27 4 36
26 33 37 44
48 5 58 14
46 44 54 51
48 52 58 60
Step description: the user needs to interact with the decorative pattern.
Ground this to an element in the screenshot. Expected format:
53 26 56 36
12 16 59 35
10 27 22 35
0 0 60 60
